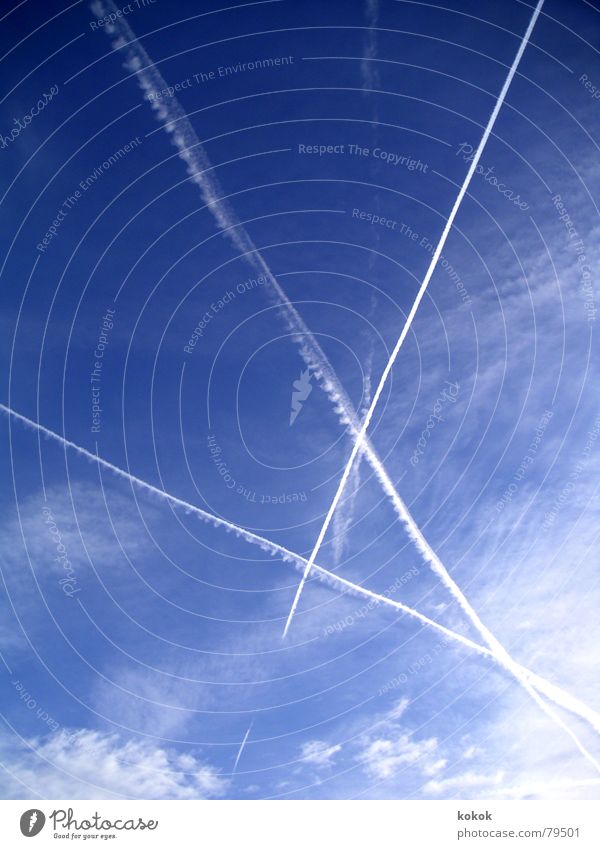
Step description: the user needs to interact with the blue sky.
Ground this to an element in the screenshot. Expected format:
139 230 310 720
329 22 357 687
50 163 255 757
1 0 600 800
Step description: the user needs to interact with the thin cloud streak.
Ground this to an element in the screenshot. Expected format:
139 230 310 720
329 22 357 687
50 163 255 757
92 0 519 678
361 0 381 93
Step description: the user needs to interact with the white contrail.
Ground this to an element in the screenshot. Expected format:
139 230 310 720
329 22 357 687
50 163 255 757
283 0 547 637
28 811 38 833
3 401 600 741
90 0 600 769
91 0 565 684
233 722 253 773
131 0 585 759
90 0 257 262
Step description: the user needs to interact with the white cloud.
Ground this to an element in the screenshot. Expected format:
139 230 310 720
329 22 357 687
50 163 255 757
0 728 228 800
424 770 505 796
355 698 443 782
357 733 439 781
424 770 600 800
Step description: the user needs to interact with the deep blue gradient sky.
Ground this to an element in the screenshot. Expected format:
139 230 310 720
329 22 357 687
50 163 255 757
1 0 600 800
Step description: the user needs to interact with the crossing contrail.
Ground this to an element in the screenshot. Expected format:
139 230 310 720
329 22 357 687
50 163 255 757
3 401 600 743
88 0 600 771
90 0 525 663
233 722 253 773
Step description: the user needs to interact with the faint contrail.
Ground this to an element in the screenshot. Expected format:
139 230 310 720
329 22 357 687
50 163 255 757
233 721 253 773
89 1 600 769
332 363 371 565
0 402 337 585
3 401 600 742
361 0 381 92
90 0 257 261
93 0 514 665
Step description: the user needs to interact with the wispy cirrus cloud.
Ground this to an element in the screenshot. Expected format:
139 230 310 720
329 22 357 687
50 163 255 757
300 739 342 768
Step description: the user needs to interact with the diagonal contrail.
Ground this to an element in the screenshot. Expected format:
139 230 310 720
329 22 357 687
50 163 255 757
3 401 600 743
88 0 600 771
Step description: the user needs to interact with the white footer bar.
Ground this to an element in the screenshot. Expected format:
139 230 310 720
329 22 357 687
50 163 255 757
1 799 598 848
